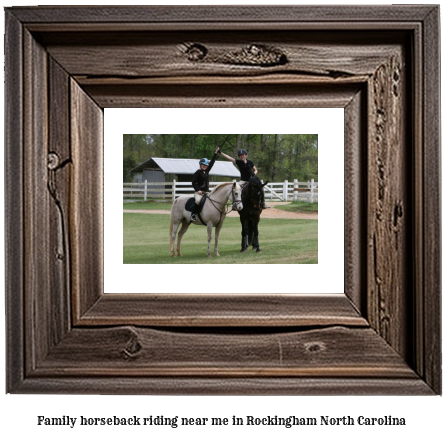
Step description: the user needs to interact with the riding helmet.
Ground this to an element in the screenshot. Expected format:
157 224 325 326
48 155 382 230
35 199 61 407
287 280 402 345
199 158 209 166
238 149 248 156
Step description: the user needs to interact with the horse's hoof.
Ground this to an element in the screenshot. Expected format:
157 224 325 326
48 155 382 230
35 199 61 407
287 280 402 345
207 254 212 258
240 249 246 253
171 254 176 257
215 253 220 257
256 249 261 253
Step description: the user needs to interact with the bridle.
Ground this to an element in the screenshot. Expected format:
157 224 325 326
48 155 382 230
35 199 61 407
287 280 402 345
229 184 243 212
206 184 242 224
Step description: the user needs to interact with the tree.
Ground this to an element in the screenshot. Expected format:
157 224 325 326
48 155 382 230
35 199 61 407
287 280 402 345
123 155 138 182
122 133 318 182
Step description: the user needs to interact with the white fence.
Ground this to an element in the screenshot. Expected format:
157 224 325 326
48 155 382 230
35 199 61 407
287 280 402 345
265 179 318 203
123 179 318 203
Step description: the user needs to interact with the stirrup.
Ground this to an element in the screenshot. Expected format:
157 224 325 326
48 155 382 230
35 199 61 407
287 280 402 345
190 214 197 221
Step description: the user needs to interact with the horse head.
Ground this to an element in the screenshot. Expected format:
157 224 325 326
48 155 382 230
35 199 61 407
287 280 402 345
231 182 243 211
243 179 263 210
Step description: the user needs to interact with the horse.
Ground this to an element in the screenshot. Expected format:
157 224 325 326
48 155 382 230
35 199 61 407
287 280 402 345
238 177 268 253
169 182 243 257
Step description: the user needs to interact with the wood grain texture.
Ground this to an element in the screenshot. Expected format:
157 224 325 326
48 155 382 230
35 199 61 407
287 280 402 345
48 57 72 346
70 80 104 320
4 5 441 395
4 10 24 393
344 90 366 314
41 31 401 79
23 29 50 371
83 83 361 108
8 5 437 23
12 377 434 396
422 6 441 394
37 326 415 378
79 294 367 327
412 17 425 382
366 50 409 358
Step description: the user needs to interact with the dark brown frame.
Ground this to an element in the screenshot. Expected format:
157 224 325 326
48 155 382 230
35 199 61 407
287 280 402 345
5 6 441 394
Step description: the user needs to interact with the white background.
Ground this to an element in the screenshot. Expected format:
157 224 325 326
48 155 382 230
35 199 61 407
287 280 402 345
107 108 343 294
1 1 442 437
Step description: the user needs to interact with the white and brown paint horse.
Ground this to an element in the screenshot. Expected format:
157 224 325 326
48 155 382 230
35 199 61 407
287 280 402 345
169 182 243 257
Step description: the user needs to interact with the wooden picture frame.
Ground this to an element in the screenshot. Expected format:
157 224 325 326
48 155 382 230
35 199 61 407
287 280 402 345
5 5 441 394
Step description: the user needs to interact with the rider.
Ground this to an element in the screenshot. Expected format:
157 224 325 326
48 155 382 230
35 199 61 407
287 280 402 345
190 147 219 221
219 148 267 208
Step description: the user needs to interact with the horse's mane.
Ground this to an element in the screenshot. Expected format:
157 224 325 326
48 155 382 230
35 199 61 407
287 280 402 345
210 181 237 195
243 177 261 195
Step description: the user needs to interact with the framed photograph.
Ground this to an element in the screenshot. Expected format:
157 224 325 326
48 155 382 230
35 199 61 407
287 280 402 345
119 125 320 265
5 5 440 394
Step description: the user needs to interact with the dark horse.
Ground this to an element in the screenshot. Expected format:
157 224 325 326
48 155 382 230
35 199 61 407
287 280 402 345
238 177 268 253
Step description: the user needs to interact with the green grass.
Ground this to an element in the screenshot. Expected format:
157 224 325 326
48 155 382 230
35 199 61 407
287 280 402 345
124 213 317 264
272 200 318 213
123 200 173 210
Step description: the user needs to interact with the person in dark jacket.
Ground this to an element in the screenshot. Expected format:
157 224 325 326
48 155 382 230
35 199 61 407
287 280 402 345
219 148 267 208
190 148 219 221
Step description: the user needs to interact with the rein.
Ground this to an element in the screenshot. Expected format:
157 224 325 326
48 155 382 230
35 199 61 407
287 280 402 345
206 185 241 224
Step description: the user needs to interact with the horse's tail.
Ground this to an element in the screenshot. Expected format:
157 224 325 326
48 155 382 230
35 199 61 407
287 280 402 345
169 206 174 249
169 197 180 249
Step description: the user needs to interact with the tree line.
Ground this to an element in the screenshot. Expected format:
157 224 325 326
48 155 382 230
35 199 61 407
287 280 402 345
123 134 318 183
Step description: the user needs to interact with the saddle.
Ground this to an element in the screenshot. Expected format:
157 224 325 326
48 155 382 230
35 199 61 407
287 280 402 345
185 195 207 212
185 195 208 225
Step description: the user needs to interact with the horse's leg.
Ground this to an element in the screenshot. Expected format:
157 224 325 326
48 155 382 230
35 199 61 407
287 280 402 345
176 219 190 256
170 221 180 257
206 223 213 257
253 219 261 252
214 221 223 256
251 218 257 249
248 218 254 250
240 217 248 253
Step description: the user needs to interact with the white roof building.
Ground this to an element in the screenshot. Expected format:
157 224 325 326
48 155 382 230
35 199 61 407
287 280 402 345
130 157 240 179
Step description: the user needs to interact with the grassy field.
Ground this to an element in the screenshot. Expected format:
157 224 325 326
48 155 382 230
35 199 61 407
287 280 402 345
272 200 318 213
124 213 317 264
123 200 318 213
123 200 173 210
